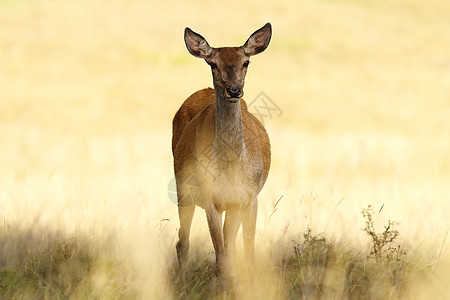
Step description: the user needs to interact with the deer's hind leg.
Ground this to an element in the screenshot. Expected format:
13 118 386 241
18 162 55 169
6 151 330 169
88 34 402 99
176 169 206 270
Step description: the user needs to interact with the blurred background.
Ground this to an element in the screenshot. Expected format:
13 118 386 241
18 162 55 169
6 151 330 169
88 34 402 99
1 0 449 297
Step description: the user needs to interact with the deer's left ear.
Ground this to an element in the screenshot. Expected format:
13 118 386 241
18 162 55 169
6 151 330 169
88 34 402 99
243 23 272 56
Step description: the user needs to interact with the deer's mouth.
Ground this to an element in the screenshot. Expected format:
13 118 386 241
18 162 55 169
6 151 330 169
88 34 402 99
225 97 240 103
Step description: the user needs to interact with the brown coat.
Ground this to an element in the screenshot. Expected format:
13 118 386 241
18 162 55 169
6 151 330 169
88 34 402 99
172 87 270 210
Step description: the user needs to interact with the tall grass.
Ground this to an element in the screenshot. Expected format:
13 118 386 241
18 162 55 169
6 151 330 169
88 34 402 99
1 0 449 298
0 207 436 298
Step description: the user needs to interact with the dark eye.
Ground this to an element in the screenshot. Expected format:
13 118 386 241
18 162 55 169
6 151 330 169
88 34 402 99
243 61 250 68
207 62 217 69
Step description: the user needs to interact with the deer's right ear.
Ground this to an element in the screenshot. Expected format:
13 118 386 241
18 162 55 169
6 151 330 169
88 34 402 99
184 28 213 59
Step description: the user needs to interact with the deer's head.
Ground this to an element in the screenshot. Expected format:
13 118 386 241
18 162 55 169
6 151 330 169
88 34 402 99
184 23 272 103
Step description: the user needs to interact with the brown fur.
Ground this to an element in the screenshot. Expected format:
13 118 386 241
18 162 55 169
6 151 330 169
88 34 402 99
172 87 270 201
174 23 272 277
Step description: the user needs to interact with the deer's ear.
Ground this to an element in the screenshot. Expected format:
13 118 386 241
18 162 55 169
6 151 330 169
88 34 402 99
184 28 213 59
243 23 272 56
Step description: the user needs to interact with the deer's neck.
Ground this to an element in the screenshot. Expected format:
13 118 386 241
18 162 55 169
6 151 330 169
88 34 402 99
214 93 245 162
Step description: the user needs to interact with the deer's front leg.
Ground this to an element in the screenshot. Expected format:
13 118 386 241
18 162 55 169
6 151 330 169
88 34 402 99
176 204 195 272
223 207 241 277
242 200 257 264
205 203 225 276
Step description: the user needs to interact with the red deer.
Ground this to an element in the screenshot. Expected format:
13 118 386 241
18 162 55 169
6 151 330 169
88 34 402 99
172 23 272 277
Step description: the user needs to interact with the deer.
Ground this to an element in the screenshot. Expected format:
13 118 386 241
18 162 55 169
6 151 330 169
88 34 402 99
172 23 272 278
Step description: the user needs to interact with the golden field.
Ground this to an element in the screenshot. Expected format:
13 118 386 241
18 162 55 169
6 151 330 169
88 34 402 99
1 0 449 298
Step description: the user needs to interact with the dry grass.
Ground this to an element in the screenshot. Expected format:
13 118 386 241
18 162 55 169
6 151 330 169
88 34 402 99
1 0 449 298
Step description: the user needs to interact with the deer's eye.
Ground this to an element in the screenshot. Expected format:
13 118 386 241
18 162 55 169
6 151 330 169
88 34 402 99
243 61 250 68
207 62 217 69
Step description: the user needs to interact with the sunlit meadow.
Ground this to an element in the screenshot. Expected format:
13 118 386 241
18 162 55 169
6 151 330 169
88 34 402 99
1 0 449 298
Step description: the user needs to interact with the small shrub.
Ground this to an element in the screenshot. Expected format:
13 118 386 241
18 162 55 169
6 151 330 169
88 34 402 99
361 205 399 260
344 205 409 299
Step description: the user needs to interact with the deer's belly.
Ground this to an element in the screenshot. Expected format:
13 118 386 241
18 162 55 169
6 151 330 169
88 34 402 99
195 165 262 211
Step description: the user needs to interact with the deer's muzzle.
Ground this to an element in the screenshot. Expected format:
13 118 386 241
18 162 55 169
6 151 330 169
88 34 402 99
225 87 242 99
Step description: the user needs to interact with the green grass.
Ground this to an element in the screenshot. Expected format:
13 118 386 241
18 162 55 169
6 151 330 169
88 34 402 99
0 0 449 298
275 208 427 299
163 207 433 299
0 208 440 299
0 227 136 299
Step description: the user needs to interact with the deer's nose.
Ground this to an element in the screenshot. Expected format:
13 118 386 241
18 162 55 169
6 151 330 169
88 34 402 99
226 87 242 98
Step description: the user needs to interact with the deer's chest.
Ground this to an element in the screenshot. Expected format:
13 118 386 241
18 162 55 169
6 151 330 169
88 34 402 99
194 151 263 210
